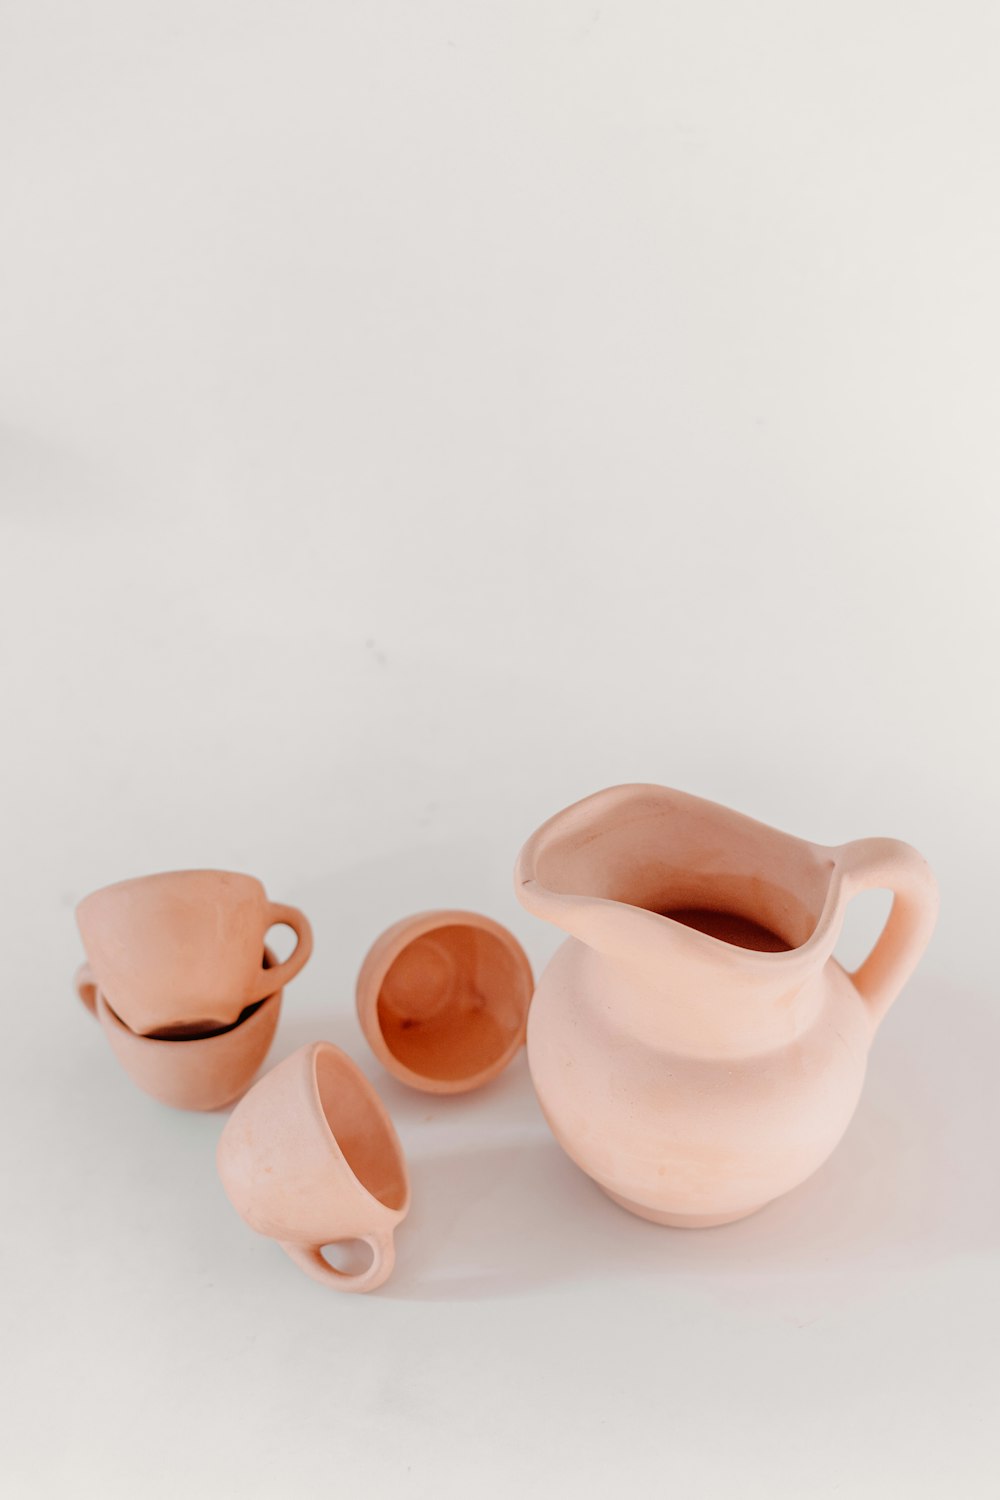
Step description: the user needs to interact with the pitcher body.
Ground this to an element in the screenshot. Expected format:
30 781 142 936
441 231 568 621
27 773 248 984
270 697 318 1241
516 785 938 1227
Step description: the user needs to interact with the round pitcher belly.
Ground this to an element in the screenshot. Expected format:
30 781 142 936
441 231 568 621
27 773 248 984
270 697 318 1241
526 938 873 1227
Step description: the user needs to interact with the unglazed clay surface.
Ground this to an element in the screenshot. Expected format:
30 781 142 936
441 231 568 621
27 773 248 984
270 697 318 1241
74 946 283 1110
76 869 312 1036
516 784 939 1227
216 1041 410 1292
356 910 533 1093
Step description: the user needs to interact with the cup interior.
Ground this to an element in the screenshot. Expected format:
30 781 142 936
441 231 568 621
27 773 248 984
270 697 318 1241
375 923 529 1084
314 1048 408 1211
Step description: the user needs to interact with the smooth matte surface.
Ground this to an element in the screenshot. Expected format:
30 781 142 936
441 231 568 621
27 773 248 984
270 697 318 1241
517 785 939 1224
376 926 523 1079
217 1041 409 1292
76 868 311 1036
75 947 283 1112
1 3 998 1496
357 910 532 1092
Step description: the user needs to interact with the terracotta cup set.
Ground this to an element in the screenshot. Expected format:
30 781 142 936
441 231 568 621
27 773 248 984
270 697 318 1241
73 785 940 1291
74 875 534 1291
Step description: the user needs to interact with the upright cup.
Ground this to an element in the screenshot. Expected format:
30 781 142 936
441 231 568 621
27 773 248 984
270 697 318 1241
75 948 283 1111
76 869 312 1037
217 1042 410 1292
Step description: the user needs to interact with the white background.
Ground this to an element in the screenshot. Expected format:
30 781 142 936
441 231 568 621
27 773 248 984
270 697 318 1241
2 3 998 1495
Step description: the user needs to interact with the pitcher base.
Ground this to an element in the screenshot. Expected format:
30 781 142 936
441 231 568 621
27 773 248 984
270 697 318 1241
602 1188 764 1228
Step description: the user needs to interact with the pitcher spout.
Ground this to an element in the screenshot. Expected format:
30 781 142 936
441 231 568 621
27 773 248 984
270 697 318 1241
516 785 854 1052
518 784 838 958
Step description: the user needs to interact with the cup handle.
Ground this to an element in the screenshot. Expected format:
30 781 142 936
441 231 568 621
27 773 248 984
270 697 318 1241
255 903 314 999
836 837 939 1029
278 1232 396 1293
75 962 99 1018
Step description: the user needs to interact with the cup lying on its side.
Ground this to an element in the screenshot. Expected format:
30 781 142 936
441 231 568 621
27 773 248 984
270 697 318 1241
356 908 534 1094
75 947 283 1112
76 869 313 1038
217 1041 410 1293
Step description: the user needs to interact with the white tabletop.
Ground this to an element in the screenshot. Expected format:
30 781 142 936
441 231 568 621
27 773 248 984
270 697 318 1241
2 4 997 1496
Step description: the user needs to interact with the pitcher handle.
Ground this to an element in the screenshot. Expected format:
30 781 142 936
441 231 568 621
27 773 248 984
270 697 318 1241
836 838 939 1028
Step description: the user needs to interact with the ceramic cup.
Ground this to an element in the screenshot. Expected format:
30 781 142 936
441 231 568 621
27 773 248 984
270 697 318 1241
75 948 282 1111
76 869 312 1037
356 910 534 1094
217 1041 410 1293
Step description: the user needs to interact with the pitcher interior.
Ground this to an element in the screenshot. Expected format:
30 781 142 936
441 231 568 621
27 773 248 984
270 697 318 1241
533 789 834 952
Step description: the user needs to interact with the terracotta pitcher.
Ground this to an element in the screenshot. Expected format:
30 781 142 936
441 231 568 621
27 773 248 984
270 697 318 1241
515 784 938 1228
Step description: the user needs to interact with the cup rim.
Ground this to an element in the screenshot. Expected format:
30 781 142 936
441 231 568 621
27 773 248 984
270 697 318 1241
94 943 284 1046
96 986 282 1046
77 868 266 916
305 1041 411 1218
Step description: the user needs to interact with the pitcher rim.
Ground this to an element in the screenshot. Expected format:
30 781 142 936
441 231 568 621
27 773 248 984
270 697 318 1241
515 783 847 970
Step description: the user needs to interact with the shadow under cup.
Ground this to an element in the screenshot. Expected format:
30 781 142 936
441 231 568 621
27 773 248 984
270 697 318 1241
76 948 284 1111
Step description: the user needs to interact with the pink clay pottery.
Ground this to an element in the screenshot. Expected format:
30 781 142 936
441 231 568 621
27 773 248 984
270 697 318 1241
515 784 939 1228
217 1041 409 1292
74 948 283 1111
356 910 533 1093
76 869 312 1037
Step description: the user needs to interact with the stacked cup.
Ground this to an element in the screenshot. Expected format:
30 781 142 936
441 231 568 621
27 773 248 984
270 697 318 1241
74 870 312 1111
